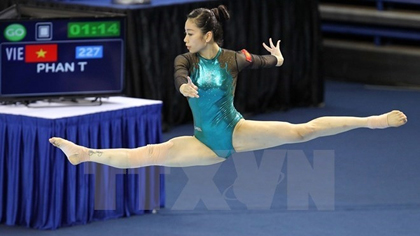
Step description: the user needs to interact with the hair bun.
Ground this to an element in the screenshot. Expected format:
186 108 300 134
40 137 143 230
211 5 230 23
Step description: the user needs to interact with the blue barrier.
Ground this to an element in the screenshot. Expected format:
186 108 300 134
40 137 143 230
321 0 420 45
358 0 420 10
322 23 420 41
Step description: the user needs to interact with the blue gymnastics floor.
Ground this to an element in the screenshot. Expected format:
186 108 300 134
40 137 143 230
1 81 419 235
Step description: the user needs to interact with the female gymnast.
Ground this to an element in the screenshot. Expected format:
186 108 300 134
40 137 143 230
49 5 407 168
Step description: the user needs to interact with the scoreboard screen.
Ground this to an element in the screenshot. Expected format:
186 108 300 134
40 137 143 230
0 16 125 102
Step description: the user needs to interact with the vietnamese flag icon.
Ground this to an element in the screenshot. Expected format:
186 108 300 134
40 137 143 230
25 44 57 63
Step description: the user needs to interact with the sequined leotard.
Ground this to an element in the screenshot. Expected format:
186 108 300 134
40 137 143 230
174 48 277 158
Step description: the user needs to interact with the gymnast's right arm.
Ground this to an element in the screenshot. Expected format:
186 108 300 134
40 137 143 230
174 54 199 98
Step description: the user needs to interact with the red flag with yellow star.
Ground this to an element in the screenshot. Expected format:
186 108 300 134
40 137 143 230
25 44 57 63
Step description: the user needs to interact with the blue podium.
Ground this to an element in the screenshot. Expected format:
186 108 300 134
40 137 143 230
0 97 164 229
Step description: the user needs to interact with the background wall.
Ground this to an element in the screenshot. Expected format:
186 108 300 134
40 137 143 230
1 0 324 128
320 0 420 87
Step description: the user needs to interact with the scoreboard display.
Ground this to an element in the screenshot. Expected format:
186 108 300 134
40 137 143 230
0 17 125 101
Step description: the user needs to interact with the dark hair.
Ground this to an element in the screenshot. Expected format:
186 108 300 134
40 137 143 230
187 5 230 46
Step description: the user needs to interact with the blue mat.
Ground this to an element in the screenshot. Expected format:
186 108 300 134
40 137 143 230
1 81 419 235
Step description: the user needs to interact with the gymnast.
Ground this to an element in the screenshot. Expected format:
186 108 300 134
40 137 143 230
49 5 407 168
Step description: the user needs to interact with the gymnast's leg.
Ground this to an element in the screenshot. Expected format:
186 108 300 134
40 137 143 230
232 110 407 152
49 136 225 168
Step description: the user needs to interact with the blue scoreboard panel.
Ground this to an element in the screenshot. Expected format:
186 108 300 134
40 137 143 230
0 17 125 101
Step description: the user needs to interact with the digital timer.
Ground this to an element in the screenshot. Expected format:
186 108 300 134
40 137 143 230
1 17 125 102
68 21 120 38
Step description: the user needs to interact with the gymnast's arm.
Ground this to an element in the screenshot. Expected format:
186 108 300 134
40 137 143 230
236 51 278 70
237 38 284 70
174 54 199 98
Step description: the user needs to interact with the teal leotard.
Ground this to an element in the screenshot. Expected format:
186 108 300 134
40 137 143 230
174 48 277 158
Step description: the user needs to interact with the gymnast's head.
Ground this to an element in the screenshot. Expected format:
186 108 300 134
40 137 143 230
184 5 230 52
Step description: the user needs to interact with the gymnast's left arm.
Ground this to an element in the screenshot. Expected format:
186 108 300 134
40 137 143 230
237 38 284 71
262 38 284 67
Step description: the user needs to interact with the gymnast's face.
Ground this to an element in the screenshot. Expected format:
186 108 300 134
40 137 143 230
184 19 208 53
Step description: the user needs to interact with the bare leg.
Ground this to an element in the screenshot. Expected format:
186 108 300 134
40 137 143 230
49 136 225 168
233 110 407 152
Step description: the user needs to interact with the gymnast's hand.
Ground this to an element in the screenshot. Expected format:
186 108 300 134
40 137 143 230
263 38 284 66
180 76 199 98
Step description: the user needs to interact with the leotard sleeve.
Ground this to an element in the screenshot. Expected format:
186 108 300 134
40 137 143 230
236 49 278 72
174 54 191 92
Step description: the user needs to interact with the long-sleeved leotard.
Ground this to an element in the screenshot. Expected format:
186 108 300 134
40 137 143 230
174 48 278 158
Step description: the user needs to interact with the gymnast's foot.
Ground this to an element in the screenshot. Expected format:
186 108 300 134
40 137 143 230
49 137 89 165
367 110 408 129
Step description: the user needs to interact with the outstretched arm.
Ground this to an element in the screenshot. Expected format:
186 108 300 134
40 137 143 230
237 38 284 71
262 38 284 66
174 55 199 98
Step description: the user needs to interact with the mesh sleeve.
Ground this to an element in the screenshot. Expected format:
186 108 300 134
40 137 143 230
174 54 190 92
236 49 278 71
